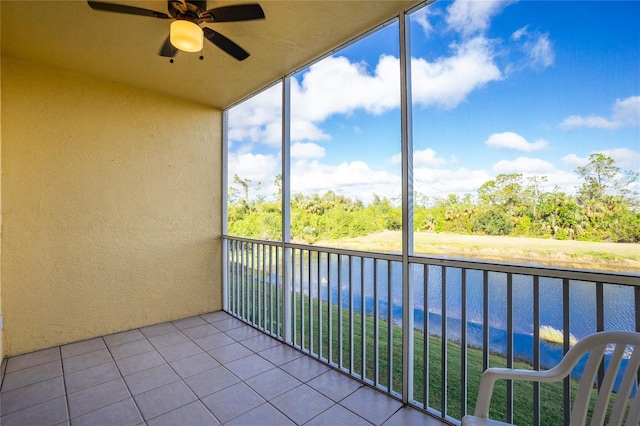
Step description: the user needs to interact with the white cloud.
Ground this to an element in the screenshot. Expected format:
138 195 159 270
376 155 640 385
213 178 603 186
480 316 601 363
511 26 554 69
559 115 619 130
561 153 584 167
227 84 282 146
228 152 279 182
291 142 325 159
485 132 549 152
563 148 640 170
493 157 555 174
291 55 399 122
446 0 515 37
612 96 640 127
411 37 502 109
227 151 280 200
559 95 640 130
389 147 448 167
526 32 554 68
291 159 401 203
600 148 640 169
414 166 493 198
490 157 579 193
412 6 435 36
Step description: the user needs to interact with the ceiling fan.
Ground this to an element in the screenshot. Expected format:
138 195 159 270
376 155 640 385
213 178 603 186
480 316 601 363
87 1 265 61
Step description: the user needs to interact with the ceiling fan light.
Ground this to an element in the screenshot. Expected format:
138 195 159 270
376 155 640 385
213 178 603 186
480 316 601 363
170 20 203 53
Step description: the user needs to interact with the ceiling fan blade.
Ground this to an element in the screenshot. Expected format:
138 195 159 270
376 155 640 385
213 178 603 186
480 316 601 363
203 27 249 61
202 4 265 22
159 37 178 57
87 1 171 19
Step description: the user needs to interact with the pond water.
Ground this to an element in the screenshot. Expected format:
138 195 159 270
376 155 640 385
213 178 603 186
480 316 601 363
288 253 637 389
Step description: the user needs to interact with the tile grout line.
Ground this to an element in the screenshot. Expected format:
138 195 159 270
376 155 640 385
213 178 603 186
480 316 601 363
103 331 148 425
59 345 72 426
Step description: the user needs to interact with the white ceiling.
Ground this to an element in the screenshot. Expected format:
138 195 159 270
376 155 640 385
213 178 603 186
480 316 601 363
1 0 420 109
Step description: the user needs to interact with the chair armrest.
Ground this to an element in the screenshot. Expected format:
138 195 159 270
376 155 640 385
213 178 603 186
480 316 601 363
473 367 570 418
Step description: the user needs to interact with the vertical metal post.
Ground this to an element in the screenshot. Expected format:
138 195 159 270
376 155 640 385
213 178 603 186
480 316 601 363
339 255 344 368
533 276 541 425
291 250 297 346
251 242 255 324
374 259 379 387
483 271 489 371
562 278 571 424
506 273 513 424
282 76 292 344
596 281 605 388
388 261 394 392
309 250 313 355
349 256 355 374
301 249 305 350
440 266 447 417
221 110 229 312
269 245 273 334
399 9 414 404
460 268 468 418
361 257 367 381
318 252 323 357
325 253 331 361
423 264 429 409
636 286 640 387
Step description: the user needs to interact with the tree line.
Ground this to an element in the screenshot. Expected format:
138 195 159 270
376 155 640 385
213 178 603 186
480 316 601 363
228 153 640 244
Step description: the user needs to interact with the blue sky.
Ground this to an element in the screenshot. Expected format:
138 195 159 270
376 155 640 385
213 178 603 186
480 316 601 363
228 0 639 204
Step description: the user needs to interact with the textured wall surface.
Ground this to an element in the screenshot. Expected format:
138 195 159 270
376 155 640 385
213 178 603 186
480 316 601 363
1 57 222 356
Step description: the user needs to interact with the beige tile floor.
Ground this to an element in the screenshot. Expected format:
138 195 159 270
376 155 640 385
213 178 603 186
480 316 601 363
0 311 447 426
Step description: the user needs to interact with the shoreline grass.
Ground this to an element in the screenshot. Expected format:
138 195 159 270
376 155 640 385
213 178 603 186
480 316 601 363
316 230 640 273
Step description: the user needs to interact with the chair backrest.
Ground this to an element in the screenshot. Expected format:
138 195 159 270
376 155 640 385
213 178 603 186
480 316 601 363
562 331 640 426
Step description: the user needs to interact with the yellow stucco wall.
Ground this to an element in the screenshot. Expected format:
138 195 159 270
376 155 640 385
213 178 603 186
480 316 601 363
1 56 222 356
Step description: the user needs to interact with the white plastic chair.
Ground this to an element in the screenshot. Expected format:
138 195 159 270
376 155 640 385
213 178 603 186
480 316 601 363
462 331 640 426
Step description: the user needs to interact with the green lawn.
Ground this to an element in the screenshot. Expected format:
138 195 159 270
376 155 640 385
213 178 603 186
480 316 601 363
232 280 627 425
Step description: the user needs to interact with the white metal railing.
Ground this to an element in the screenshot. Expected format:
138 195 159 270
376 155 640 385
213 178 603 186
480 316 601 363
223 235 640 425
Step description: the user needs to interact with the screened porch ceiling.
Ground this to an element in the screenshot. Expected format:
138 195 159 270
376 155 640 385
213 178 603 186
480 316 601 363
1 0 421 109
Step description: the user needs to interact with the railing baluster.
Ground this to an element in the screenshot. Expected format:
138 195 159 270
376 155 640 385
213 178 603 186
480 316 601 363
339 254 344 368
361 257 366 381
262 244 266 330
596 281 605 389
533 275 540 425
506 273 513 424
636 285 640 387
308 250 313 356
327 254 333 364
423 263 429 409
318 251 323 359
349 256 354 375
483 270 489 372
268 245 273 334
236 241 241 319
241 241 246 320
388 260 393 393
250 242 255 324
374 259 379 387
301 249 305 351
276 244 281 338
292 247 297 347
461 268 468 419
563 278 571 425
441 266 447 417
257 244 262 327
